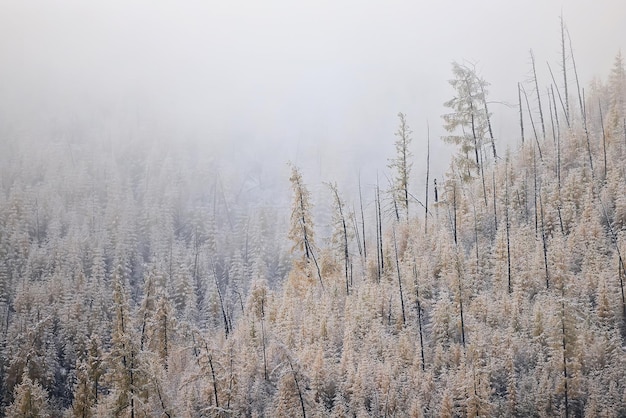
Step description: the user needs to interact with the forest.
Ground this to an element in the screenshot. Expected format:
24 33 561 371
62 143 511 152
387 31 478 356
1 20 626 418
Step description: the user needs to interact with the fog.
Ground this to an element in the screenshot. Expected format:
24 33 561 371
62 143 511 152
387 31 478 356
1 0 625 200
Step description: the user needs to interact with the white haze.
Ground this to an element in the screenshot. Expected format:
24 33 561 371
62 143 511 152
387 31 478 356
1 0 625 202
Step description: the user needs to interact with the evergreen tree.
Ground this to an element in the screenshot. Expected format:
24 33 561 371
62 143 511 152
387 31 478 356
5 372 51 418
442 62 494 180
388 112 413 221
287 164 323 289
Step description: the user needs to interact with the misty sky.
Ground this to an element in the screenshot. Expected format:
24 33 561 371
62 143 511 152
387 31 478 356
1 0 625 197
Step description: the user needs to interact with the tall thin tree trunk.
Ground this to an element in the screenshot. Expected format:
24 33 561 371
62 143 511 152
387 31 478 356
261 297 268 380
472 199 479 273
359 173 367 261
505 163 512 294
452 183 458 245
457 259 466 349
305 240 324 291
518 82 525 145
561 296 569 418
376 180 385 275
330 184 350 295
568 27 585 128
561 14 570 124
352 208 362 258
599 100 608 179
521 83 543 160
413 261 426 371
289 362 306 418
530 50 546 140
393 227 406 325
130 350 135 418
492 169 498 230
517 82 524 145
213 268 230 337
425 126 430 235
480 81 497 159
551 85 562 192
582 88 594 174
207 351 219 408
479 140 489 208
539 181 550 289
375 190 381 283
548 62 570 128
533 147 539 237
617 255 626 339
548 87 557 145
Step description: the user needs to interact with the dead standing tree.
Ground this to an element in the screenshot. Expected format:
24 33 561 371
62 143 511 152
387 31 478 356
288 164 324 290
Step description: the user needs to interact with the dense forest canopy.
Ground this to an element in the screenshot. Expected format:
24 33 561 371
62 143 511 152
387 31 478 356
1 7 626 418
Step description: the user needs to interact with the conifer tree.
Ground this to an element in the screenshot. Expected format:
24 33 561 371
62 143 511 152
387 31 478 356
607 50 625 131
108 267 141 418
288 164 323 289
6 372 51 417
442 61 494 181
388 113 413 221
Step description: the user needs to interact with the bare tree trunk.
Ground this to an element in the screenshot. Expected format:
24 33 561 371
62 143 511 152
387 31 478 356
392 192 400 223
452 183 458 245
472 198 479 273
130 350 135 418
208 351 219 409
599 100 608 179
617 255 626 339
480 82 497 159
261 297 268 380
492 169 498 230
330 183 350 295
479 140 489 208
530 49 546 140
551 85 562 192
288 362 306 418
533 147 539 237
213 268 230 337
568 27 585 128
457 260 466 349
561 14 570 124
548 87 557 144
413 261 426 371
561 296 569 418
518 82 525 145
425 126 430 235
451 180 466 348
505 162 512 294
392 227 406 325
359 173 367 261
548 62 570 129
352 208 362 259
582 88 594 174
539 181 550 290
521 83 543 160
375 195 381 283
305 239 324 291
377 180 384 273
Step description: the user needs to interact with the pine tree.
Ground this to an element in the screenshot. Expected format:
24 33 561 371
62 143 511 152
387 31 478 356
6 372 51 417
389 112 413 221
607 50 625 132
288 164 323 289
107 267 141 418
442 61 495 181
327 182 351 294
